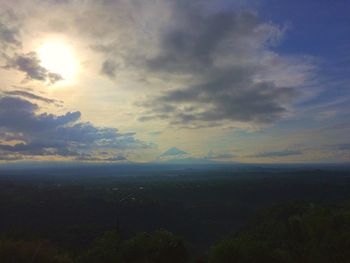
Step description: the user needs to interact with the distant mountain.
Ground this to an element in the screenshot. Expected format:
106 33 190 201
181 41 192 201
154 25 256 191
160 147 188 157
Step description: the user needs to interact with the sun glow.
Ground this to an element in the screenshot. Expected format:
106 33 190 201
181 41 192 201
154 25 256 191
37 39 79 84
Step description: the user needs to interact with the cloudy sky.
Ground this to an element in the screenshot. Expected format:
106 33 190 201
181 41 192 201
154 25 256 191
0 0 349 163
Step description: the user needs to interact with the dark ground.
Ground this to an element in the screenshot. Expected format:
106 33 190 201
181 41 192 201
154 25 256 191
1 164 350 254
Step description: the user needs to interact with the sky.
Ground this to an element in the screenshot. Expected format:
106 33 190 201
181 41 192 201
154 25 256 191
0 0 349 164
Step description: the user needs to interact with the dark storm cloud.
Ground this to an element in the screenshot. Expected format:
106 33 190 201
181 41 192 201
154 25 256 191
147 10 258 74
147 79 296 125
0 96 150 160
0 96 80 133
5 52 63 84
131 4 300 127
251 150 303 158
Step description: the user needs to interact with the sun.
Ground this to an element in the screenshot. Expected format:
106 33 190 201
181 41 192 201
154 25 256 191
37 39 79 84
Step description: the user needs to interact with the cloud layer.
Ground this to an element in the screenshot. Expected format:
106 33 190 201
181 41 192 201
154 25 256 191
0 93 149 161
251 150 303 158
140 7 303 127
0 0 313 130
2 0 346 163
73 1 310 128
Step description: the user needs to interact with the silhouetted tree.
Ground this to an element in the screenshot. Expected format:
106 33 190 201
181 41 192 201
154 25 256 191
208 203 350 263
80 230 121 263
120 229 188 263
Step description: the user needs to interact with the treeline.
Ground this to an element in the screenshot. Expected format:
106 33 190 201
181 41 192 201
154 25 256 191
1 202 350 263
0 229 186 263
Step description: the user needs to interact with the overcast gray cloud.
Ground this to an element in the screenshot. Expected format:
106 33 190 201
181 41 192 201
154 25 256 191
146 78 296 125
0 0 312 128
0 95 150 160
147 10 258 74
119 2 306 127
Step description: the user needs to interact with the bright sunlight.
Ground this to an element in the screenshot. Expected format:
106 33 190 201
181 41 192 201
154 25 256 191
37 39 79 83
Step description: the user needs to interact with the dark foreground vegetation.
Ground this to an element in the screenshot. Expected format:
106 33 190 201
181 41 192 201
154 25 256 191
1 164 350 262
